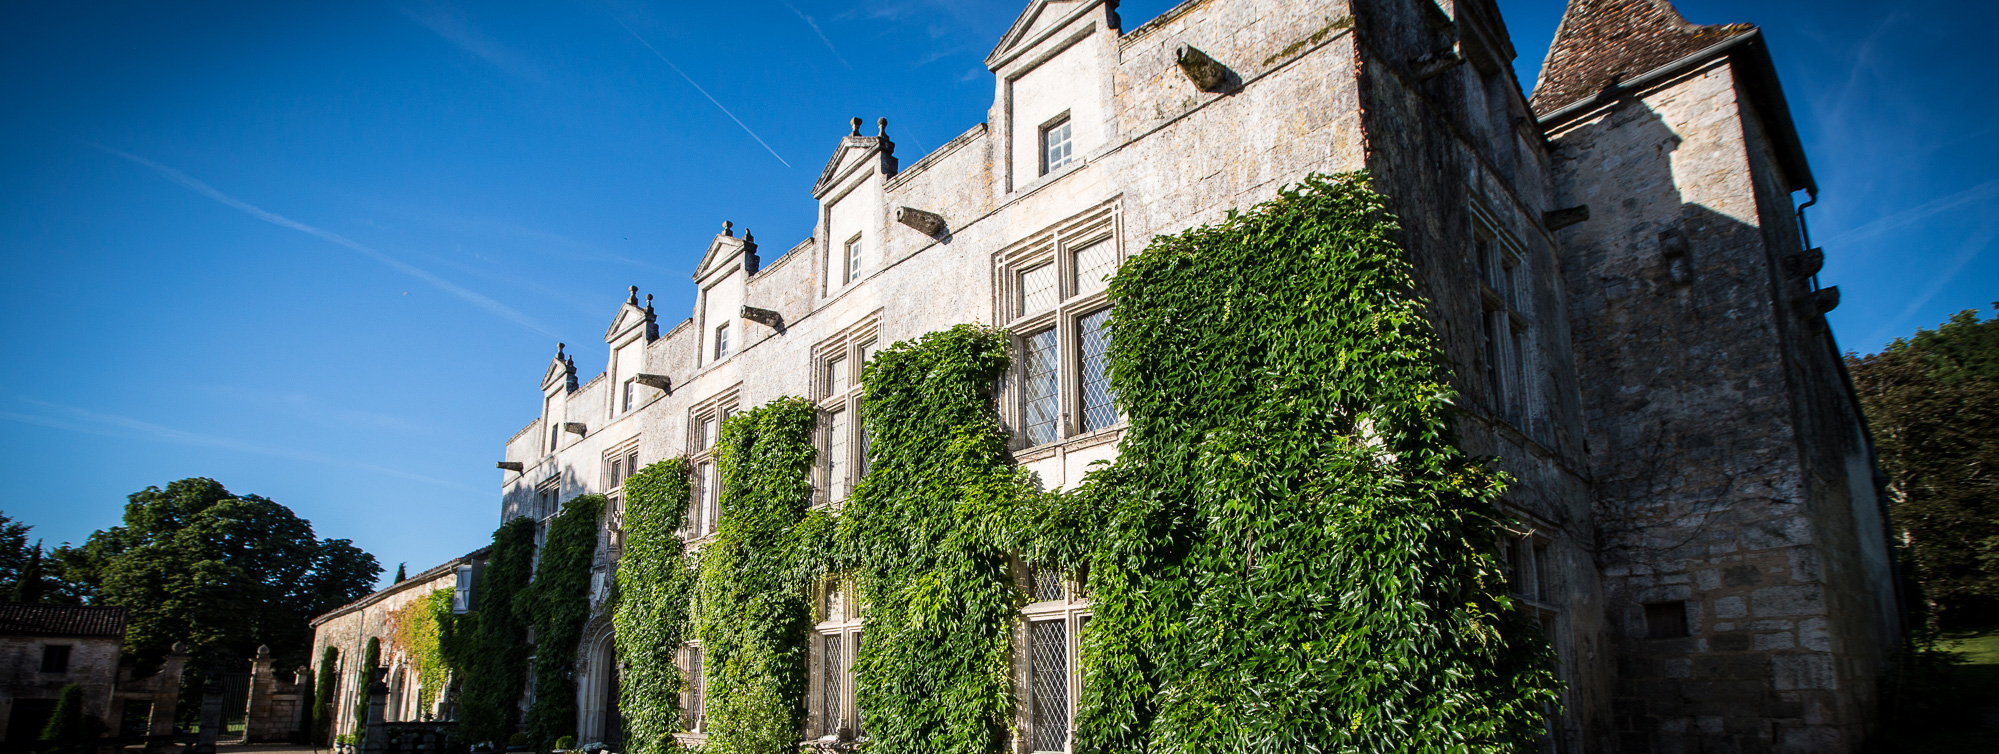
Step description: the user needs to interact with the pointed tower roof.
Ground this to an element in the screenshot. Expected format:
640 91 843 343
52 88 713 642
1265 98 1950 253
1529 0 1753 115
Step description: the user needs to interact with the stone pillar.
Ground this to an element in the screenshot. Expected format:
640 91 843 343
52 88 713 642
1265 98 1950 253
362 668 389 754
195 671 224 754
243 645 276 742
148 644 190 738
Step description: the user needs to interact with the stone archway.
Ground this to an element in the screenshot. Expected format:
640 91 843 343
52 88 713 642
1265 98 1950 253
575 618 620 747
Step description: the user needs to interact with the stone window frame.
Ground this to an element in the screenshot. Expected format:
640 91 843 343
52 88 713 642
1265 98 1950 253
1015 557 1089 754
1040 110 1075 176
809 577 865 742
602 438 641 552
1498 506 1569 748
39 644 71 674
843 233 865 285
678 643 707 735
994 200 1125 456
1469 201 1536 435
714 322 732 361
812 315 882 507
685 386 741 541
531 475 562 573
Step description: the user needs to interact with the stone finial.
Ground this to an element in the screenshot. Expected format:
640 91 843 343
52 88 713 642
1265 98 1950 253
170 641 189 655
255 644 272 660
722 220 734 237
628 285 639 305
743 229 754 243
557 342 566 358
877 117 888 136
644 294 654 311
851 117 862 136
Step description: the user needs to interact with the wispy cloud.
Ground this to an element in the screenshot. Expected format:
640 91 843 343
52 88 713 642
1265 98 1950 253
1821 178 1999 248
0 399 484 494
1861 219 1998 346
783 2 851 69
613 18 792 168
398 1 544 82
89 144 560 338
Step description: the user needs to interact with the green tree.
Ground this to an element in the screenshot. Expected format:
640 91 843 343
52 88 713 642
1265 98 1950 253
52 478 380 673
0 513 80 604
12 542 46 602
1849 306 1999 628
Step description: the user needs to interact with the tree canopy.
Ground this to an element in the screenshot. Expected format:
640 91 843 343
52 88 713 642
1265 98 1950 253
53 477 381 669
1849 306 1999 629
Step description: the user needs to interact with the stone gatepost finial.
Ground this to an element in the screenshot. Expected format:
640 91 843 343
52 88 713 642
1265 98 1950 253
255 644 271 660
722 220 734 237
850 116 862 136
877 117 888 136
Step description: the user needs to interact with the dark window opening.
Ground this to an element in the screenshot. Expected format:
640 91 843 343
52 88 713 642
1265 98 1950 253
40 644 71 673
1644 601 1689 639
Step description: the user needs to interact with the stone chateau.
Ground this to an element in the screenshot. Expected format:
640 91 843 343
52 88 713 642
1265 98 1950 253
313 0 1898 751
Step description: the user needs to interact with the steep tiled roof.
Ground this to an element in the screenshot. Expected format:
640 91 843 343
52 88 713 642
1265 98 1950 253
0 602 128 638
1529 0 1754 116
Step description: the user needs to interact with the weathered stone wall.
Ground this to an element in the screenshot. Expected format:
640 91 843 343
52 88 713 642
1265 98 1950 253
1548 52 1893 752
310 561 466 736
0 635 122 742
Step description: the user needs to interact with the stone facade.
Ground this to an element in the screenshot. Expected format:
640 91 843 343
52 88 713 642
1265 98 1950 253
0 604 129 744
311 553 483 738
312 0 1895 751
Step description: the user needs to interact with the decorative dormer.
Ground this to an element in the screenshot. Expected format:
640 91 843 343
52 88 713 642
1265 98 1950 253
985 0 1118 193
814 118 897 297
692 222 759 367
540 342 577 454
605 286 662 416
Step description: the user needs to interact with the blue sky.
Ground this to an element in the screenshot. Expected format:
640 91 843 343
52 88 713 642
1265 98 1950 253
1 0 1990 587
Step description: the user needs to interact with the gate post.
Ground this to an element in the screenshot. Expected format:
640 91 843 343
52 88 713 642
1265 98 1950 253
195 670 224 754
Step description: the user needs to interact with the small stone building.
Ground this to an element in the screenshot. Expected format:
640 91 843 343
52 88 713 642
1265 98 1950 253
310 552 485 738
0 603 128 745
320 0 1899 751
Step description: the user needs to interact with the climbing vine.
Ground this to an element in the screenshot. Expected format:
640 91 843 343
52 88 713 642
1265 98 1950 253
441 516 537 746
385 588 454 715
693 398 823 754
614 459 697 754
836 324 1041 754
312 646 337 746
523 494 605 751
1054 173 1559 752
352 637 381 737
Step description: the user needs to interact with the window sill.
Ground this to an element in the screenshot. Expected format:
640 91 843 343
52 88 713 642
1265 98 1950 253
1014 422 1126 464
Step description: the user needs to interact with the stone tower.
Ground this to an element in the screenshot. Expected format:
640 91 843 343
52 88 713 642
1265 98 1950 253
1537 0 1899 750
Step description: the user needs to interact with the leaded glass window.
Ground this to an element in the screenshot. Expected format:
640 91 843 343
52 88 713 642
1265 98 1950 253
1021 263 1059 315
1077 308 1116 432
1029 620 1069 753
1022 328 1060 446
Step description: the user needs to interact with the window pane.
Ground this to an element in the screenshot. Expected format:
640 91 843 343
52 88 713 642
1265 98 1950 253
828 410 849 501
1072 240 1114 294
686 647 704 731
1020 264 1058 315
1031 567 1064 602
828 357 849 397
1078 308 1117 433
1483 312 1506 414
846 239 863 283
701 419 716 451
1043 120 1073 174
1029 620 1069 753
821 634 843 737
1022 329 1059 446
853 632 865 738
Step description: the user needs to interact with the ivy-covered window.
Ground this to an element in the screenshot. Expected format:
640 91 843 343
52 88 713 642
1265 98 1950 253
1019 560 1086 753
687 390 738 538
997 205 1123 450
680 645 705 732
815 319 879 504
813 580 863 740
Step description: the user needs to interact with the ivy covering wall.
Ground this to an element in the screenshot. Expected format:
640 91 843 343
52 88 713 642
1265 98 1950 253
614 459 696 754
693 398 822 754
385 588 454 714
1058 173 1558 752
441 516 537 745
837 325 1040 754
523 494 605 750
603 173 1558 754
352 637 380 736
